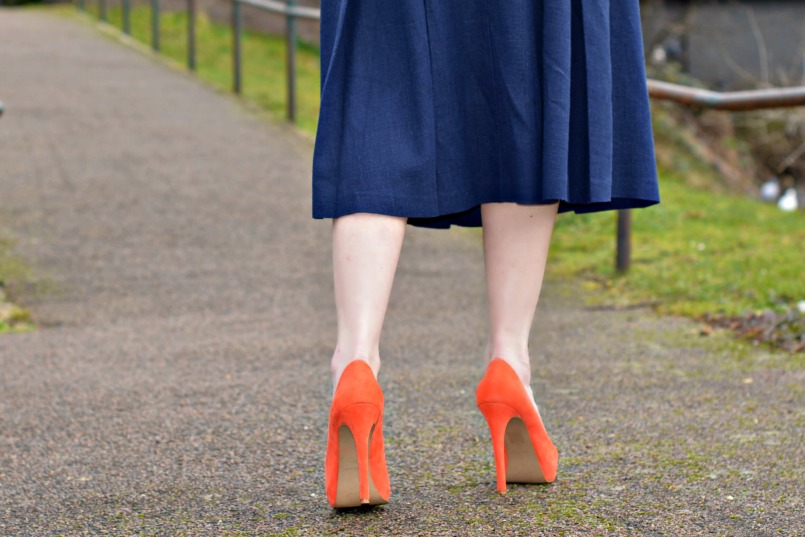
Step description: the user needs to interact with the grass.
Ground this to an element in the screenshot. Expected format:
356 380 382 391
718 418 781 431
0 236 35 333
32 3 805 326
546 165 805 318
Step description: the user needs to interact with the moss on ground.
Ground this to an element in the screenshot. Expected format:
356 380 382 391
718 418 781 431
0 235 35 333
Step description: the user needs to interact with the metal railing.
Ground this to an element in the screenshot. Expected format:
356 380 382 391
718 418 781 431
647 79 805 112
75 0 321 123
232 0 319 122
71 0 805 273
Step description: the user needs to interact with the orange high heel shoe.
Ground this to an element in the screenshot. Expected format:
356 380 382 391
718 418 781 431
325 360 390 508
476 357 558 494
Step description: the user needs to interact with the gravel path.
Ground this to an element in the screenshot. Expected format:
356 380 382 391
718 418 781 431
1 7 802 536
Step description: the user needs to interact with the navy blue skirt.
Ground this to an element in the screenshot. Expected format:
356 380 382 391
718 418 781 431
311 1 661 229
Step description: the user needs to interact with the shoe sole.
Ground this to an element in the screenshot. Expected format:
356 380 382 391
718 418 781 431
505 417 548 484
333 424 388 508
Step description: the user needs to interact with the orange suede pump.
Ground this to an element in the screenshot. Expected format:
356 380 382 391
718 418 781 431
476 358 559 493
325 360 390 508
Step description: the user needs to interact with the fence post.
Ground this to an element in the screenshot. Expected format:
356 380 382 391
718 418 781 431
285 0 297 122
187 0 197 71
616 210 631 273
232 0 242 94
99 0 106 21
123 0 131 35
151 0 160 52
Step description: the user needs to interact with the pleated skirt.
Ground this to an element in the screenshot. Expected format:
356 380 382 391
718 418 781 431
311 0 661 229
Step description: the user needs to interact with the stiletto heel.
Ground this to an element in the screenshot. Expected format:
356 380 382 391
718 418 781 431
325 360 390 508
477 402 515 494
476 358 558 494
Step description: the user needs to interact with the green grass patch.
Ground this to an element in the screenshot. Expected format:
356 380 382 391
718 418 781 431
547 169 805 318
0 237 35 333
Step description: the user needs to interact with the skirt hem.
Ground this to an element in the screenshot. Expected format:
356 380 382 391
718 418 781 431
312 194 660 229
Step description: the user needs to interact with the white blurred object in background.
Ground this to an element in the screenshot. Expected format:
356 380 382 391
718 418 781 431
760 177 781 202
777 188 799 212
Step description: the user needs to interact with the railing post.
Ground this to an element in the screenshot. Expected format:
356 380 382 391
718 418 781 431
616 210 631 273
151 0 160 52
285 0 297 122
123 0 131 35
187 0 197 71
232 0 242 94
78 0 85 12
99 0 106 21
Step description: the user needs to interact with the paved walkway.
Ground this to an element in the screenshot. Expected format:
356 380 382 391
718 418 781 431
1 7 801 536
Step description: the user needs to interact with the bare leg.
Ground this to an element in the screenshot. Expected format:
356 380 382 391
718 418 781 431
481 202 559 401
330 213 407 389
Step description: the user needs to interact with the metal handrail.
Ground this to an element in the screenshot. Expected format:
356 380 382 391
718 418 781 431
75 0 318 121
648 79 805 111
238 0 319 20
230 0 318 119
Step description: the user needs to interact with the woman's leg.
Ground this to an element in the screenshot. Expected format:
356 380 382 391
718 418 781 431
330 213 407 389
481 202 559 398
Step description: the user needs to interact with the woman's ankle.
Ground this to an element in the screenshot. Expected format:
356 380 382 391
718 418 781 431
484 344 531 386
484 352 542 413
331 348 381 390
